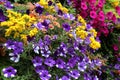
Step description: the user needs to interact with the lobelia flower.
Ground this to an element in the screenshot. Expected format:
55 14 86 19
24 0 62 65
39 70 51 80
44 57 55 67
2 66 17 78
13 41 23 54
44 35 51 45
78 62 87 72
59 76 71 80
9 53 20 63
0 9 7 22
62 23 71 32
32 56 43 67
67 46 76 56
90 11 97 19
40 45 51 57
67 57 77 68
56 58 66 69
4 40 14 50
68 70 80 79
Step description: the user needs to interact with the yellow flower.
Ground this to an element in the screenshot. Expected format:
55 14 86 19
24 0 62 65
89 41 101 49
14 32 19 38
76 30 88 39
90 29 97 37
111 1 119 7
5 29 12 37
21 34 27 45
39 0 48 8
29 28 38 37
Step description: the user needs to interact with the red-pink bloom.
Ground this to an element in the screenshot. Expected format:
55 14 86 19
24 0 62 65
112 14 117 23
90 11 97 19
97 1 103 8
81 2 87 10
112 44 119 51
97 14 105 21
116 6 120 16
80 11 88 18
106 12 113 20
99 11 104 15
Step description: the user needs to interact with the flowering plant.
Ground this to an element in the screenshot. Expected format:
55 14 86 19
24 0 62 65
0 0 105 80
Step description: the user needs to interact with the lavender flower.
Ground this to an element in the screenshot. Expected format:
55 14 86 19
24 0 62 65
62 23 71 32
69 70 80 79
37 22 44 30
39 70 51 80
44 57 55 67
114 64 120 70
2 66 17 78
32 56 43 67
4 1 13 9
56 58 66 69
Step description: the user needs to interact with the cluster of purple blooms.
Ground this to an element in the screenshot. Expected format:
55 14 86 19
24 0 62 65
31 35 102 80
4 40 23 63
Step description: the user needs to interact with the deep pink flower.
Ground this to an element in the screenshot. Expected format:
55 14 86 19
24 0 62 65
99 11 104 15
116 6 120 16
112 44 119 51
112 14 117 23
97 14 105 21
97 1 103 8
80 11 88 18
106 12 113 20
90 11 97 19
81 2 87 10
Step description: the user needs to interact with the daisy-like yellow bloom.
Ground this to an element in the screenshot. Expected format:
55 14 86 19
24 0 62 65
76 30 88 40
29 28 38 37
111 1 119 7
90 29 97 37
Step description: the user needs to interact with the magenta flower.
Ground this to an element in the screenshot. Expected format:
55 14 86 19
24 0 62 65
97 14 105 21
106 12 113 20
112 44 119 51
116 6 120 16
90 11 97 19
81 2 87 10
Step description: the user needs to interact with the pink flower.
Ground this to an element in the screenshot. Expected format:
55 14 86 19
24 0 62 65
81 2 87 10
112 44 119 51
99 11 104 15
80 11 88 18
90 11 97 19
112 14 117 23
106 12 113 20
116 6 120 16
97 14 105 21
97 1 103 8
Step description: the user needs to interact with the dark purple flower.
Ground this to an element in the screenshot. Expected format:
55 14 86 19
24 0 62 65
35 6 44 15
39 70 51 80
44 57 55 67
13 41 23 54
2 66 17 78
69 70 80 79
67 47 76 56
59 76 70 80
48 1 53 6
62 23 71 32
58 9 63 15
78 62 87 72
32 56 43 67
56 58 66 69
0 9 7 22
9 53 20 63
35 65 45 74
4 40 14 50
42 20 50 30
44 35 51 45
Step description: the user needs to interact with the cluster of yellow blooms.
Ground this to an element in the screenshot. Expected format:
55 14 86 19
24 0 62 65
75 16 101 49
56 3 68 13
0 10 37 43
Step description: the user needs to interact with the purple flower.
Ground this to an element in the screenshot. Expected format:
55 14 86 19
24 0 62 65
44 35 51 45
48 1 53 6
59 76 70 80
44 57 55 67
56 58 66 69
67 47 76 56
13 41 23 54
9 53 20 63
35 6 44 15
67 57 77 68
90 11 97 19
4 1 13 9
2 66 17 78
78 62 87 72
62 23 71 32
84 37 91 45
32 56 43 67
35 65 45 74
93 75 99 80
0 9 7 22
33 44 39 54
42 20 50 30
69 70 80 79
39 39 44 49
40 46 51 57
58 9 63 15
37 22 44 30
39 70 51 80
86 24 92 30
114 64 120 70
4 40 14 49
